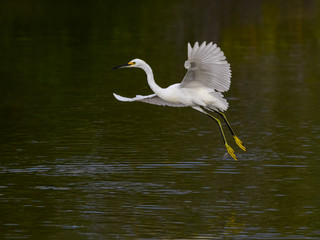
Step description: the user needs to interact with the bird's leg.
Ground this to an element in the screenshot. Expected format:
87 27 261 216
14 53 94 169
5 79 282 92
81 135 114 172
192 106 237 161
207 113 238 161
215 111 246 152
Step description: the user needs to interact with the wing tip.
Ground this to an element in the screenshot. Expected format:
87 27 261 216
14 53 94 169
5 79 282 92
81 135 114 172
113 93 129 102
113 93 119 98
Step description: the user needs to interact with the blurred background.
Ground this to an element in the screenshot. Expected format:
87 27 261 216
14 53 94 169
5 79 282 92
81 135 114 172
1 0 320 239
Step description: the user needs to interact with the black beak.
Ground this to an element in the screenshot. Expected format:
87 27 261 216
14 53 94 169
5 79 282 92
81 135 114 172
112 63 130 70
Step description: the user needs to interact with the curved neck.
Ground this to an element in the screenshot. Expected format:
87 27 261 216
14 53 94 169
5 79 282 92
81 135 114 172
141 63 163 95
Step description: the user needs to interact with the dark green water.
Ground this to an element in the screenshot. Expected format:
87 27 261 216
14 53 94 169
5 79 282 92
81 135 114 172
1 0 320 239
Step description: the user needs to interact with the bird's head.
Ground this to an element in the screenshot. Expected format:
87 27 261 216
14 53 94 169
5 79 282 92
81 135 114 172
112 58 146 70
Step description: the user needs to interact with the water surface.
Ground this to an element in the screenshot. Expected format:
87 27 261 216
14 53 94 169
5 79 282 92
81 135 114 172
1 0 320 239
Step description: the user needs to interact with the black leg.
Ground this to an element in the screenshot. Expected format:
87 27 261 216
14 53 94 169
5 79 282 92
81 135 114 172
206 113 238 161
214 110 246 152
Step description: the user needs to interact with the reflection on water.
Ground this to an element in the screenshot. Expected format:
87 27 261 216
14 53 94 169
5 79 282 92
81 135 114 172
1 0 320 239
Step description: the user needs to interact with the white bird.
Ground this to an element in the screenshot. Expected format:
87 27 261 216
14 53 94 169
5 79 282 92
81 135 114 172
113 41 246 161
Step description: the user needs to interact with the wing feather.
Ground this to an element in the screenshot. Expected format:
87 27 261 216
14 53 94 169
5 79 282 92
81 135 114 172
113 93 186 107
180 42 231 92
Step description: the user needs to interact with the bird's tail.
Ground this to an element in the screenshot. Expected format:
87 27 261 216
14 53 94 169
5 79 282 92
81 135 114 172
208 92 229 112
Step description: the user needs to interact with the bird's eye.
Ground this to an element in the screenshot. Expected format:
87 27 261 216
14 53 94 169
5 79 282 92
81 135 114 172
129 61 135 65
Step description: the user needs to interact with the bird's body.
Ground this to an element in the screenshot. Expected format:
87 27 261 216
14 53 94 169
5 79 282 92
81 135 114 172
158 84 227 110
113 42 246 160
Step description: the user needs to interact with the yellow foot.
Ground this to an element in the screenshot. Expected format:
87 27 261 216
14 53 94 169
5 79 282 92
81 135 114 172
233 136 246 152
225 143 238 161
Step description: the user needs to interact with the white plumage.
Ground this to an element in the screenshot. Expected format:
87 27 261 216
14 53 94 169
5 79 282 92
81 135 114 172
182 42 231 92
112 41 246 161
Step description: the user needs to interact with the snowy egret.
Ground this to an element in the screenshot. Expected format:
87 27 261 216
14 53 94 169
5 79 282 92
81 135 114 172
112 41 246 161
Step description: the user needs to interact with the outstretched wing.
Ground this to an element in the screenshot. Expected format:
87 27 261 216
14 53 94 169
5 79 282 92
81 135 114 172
113 93 186 107
180 41 231 92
